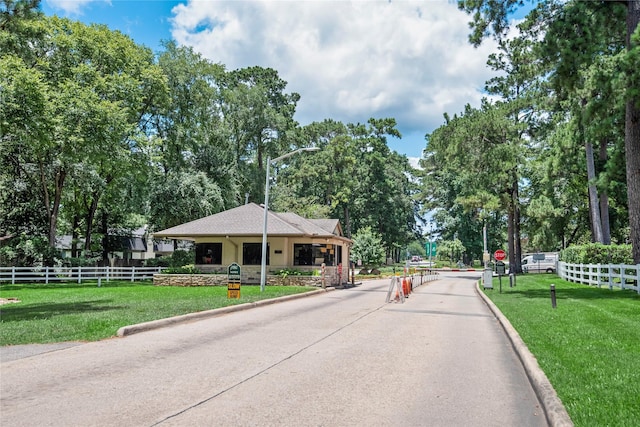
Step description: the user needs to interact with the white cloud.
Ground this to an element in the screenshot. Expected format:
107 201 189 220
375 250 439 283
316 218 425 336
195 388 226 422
169 0 500 156
45 0 110 15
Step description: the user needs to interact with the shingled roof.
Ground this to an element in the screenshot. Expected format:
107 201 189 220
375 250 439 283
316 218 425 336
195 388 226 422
153 203 349 241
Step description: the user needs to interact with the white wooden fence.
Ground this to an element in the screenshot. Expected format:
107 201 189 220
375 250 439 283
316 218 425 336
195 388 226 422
0 266 163 285
558 261 639 294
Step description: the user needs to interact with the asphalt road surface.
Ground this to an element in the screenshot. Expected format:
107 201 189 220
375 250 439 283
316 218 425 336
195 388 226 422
0 272 547 426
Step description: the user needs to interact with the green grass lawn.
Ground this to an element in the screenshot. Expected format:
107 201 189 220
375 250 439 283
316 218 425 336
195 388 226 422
484 274 640 427
0 281 313 345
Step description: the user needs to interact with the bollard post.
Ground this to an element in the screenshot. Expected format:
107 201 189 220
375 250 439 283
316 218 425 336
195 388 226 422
509 273 514 288
351 262 355 286
550 284 557 309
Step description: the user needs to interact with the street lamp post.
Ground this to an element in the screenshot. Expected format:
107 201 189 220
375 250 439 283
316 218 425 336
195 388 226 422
260 147 320 291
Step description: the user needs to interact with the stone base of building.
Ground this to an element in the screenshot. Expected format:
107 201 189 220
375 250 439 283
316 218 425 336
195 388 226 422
153 273 326 287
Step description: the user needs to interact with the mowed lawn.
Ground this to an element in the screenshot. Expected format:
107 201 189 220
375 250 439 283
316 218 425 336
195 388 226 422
484 274 640 427
0 281 313 345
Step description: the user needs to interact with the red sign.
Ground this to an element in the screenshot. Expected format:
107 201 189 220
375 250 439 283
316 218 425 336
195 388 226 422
494 249 506 261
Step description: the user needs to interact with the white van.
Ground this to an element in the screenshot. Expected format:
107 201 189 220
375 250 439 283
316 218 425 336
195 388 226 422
521 253 558 273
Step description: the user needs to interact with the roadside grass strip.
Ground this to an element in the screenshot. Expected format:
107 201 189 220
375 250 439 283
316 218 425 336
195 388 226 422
0 281 312 345
484 274 639 427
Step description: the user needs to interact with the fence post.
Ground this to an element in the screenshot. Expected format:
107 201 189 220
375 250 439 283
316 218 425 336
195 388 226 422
12 267 16 285
106 265 110 282
131 266 135 282
77 266 82 284
45 266 49 284
637 264 640 295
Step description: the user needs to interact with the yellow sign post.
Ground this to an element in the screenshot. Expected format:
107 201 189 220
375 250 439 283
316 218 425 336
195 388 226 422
227 282 241 299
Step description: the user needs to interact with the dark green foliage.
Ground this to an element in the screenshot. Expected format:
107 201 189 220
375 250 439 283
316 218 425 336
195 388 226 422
162 265 200 275
276 268 314 277
143 257 171 268
60 257 102 267
167 250 194 268
560 243 633 264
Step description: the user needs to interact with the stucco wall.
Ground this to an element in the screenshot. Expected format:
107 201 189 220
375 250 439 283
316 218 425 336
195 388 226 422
193 236 350 271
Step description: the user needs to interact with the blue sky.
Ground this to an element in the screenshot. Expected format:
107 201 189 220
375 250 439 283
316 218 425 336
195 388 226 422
40 1 529 160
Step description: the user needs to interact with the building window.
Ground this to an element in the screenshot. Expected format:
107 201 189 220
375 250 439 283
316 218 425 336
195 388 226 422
294 244 338 266
243 243 267 265
196 243 222 264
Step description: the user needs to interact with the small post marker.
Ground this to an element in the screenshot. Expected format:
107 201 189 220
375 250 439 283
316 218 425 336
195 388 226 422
550 284 557 309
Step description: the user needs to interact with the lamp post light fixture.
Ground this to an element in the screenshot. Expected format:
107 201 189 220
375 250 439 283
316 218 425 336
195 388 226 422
260 147 320 291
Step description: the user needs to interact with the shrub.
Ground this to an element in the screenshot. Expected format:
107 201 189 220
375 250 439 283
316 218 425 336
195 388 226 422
162 264 201 274
560 243 633 264
169 250 195 267
60 256 102 267
276 268 313 278
144 250 194 268
144 257 171 267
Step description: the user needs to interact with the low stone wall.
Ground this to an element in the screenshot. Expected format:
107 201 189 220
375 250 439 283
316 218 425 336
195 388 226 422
154 274 325 287
153 274 227 287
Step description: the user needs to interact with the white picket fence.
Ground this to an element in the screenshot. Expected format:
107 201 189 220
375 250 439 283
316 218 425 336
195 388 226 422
558 262 640 294
0 266 163 285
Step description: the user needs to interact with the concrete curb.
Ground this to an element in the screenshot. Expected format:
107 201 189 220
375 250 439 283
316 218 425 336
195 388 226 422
475 281 574 427
116 287 336 337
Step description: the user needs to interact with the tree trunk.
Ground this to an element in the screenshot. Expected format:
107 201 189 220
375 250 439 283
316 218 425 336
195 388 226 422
625 0 640 263
513 173 523 274
101 212 109 263
599 139 611 245
41 163 66 265
84 191 100 254
343 205 351 239
507 191 515 269
585 140 604 243
71 214 79 258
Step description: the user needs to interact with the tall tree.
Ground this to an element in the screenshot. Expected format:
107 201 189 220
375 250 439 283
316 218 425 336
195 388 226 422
458 0 640 262
1 15 165 263
419 102 518 263
275 118 418 257
221 66 300 203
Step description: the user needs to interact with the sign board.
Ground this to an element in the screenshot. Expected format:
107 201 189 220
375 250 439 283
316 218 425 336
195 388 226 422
494 249 506 261
228 263 241 281
425 242 437 257
495 261 506 275
227 263 241 299
227 283 241 299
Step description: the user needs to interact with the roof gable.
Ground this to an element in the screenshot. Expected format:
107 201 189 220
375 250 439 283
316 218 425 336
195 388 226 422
153 203 349 241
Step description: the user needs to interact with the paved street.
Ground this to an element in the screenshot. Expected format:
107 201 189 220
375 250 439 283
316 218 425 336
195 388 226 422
0 272 547 426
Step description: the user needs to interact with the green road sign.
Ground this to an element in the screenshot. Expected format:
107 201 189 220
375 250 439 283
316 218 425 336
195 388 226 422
425 242 437 257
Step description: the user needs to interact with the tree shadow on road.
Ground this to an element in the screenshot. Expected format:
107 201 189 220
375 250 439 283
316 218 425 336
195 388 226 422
0 300 125 322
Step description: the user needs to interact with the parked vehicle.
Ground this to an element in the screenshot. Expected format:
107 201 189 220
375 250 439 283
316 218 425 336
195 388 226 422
522 253 558 273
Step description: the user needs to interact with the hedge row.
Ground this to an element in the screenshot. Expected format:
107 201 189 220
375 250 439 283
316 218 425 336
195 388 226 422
560 243 633 264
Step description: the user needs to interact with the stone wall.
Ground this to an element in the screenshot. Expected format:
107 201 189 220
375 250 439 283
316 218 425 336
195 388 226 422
153 274 227 287
154 273 326 287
